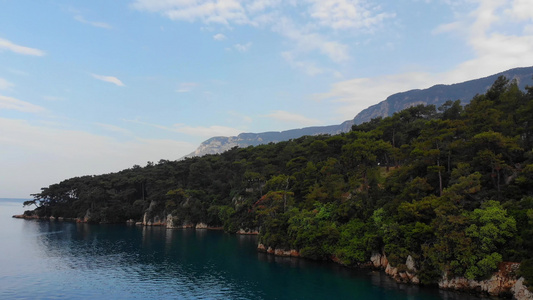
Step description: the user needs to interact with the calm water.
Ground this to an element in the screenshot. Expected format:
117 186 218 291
0 200 483 300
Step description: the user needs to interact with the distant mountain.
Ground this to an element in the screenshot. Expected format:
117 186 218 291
186 121 355 157
353 66 533 124
187 66 533 158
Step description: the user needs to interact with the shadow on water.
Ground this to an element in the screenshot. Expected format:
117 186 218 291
3 210 489 300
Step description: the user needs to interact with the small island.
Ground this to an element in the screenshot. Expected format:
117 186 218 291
18 77 533 299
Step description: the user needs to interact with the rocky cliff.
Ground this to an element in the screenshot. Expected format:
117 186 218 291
369 252 533 300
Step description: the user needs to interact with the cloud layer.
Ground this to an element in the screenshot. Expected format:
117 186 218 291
0 95 45 113
131 0 393 67
0 38 45 56
91 74 125 86
0 118 195 198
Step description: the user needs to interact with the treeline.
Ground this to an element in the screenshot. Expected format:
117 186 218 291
27 76 533 285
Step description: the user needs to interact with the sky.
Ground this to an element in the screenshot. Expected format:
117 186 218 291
1 0 533 198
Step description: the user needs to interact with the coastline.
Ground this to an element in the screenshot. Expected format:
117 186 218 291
11 214 533 299
258 243 533 300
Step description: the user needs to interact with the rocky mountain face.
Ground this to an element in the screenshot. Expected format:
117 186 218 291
353 66 533 124
185 121 355 157
187 66 533 158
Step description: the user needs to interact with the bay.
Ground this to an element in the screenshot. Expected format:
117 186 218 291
0 201 483 299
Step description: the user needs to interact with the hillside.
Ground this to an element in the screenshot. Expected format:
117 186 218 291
188 66 533 157
22 76 533 297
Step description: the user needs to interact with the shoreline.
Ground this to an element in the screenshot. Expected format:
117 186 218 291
11 215 533 299
258 243 533 300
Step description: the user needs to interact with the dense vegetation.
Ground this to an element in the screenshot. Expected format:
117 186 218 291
26 76 533 285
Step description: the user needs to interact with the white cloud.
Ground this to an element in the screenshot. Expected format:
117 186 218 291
434 0 533 81
213 33 227 40
317 0 533 121
0 78 14 90
227 110 253 123
505 0 533 21
272 18 350 63
307 0 395 30
132 0 250 25
281 51 324 76
172 124 243 136
246 0 281 13
125 119 244 137
314 72 438 120
0 38 45 56
0 95 45 113
264 110 321 126
0 118 196 197
131 0 392 67
234 42 252 52
91 74 125 86
95 123 132 135
176 82 198 92
74 15 113 29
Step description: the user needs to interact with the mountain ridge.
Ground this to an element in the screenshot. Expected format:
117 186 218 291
187 66 533 158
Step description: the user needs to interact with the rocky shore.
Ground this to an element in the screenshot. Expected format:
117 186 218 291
259 246 533 300
13 213 532 299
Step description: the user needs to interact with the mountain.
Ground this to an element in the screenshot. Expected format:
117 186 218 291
353 66 533 124
186 121 355 157
187 66 533 157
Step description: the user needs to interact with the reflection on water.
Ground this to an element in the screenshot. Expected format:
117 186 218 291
1 202 484 300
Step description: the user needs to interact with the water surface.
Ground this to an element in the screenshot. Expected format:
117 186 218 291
0 201 483 299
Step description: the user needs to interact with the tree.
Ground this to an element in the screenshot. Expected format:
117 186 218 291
464 200 517 279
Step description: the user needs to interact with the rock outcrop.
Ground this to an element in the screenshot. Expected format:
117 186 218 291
370 252 389 269
511 278 533 300
439 262 533 299
257 243 300 257
143 212 165 226
195 222 208 229
237 228 259 235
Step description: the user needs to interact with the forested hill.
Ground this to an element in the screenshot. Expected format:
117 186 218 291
187 66 533 157
25 76 533 287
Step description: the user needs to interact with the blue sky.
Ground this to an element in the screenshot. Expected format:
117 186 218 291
1 0 533 198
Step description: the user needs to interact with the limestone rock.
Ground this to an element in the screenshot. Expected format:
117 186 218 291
237 228 259 235
195 222 208 229
438 262 528 298
406 255 417 272
371 252 382 268
166 214 174 228
511 277 533 300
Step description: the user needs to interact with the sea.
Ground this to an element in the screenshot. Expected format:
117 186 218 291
0 199 484 299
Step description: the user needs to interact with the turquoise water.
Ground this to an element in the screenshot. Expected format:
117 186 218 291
0 201 482 299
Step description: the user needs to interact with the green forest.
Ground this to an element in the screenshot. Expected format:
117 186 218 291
25 76 533 286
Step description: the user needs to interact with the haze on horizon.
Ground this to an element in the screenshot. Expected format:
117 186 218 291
1 0 533 198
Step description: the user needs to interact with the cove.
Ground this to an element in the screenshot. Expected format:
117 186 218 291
0 201 482 299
